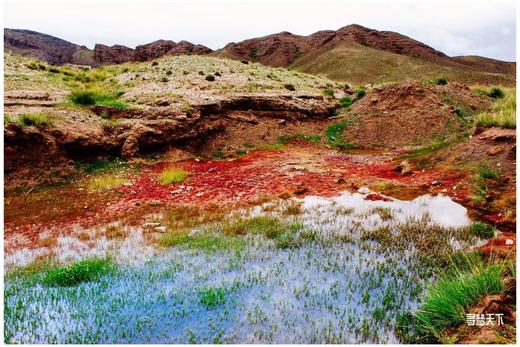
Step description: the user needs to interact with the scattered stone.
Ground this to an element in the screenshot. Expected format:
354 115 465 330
195 192 204 197
278 119 286 125
149 200 161 206
357 187 370 194
487 146 504 156
364 193 392 202
505 239 514 246
335 178 346 184
143 222 161 228
154 226 167 233
431 180 441 186
208 167 216 172
395 160 413 175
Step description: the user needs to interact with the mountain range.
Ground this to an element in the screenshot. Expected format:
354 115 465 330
5 25 515 84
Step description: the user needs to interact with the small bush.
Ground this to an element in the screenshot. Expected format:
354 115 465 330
356 88 366 98
340 97 352 107
158 168 188 185
214 72 221 77
18 113 53 127
161 76 168 82
151 61 159 66
323 89 335 97
488 87 504 99
236 149 248 155
165 70 173 75
205 74 215 81
42 258 113 287
435 77 447 85
284 83 295 91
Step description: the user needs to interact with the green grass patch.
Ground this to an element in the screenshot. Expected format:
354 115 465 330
435 77 447 85
259 143 284 150
476 164 500 180
475 87 515 129
158 233 245 252
414 254 504 339
469 222 495 239
69 89 128 110
78 157 128 174
277 133 321 144
326 121 353 148
18 113 53 127
200 287 226 308
42 258 113 287
158 168 189 185
340 96 352 107
322 88 335 97
87 175 128 191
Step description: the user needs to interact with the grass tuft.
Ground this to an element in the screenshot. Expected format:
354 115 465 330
158 168 188 185
414 254 504 338
326 121 353 148
87 175 128 191
42 258 113 287
18 113 53 127
475 87 515 129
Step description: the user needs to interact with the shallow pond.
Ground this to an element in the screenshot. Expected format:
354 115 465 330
4 191 482 343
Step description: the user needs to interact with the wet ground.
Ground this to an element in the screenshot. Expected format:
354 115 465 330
4 144 515 344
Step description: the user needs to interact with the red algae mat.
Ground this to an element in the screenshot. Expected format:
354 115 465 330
5 146 472 251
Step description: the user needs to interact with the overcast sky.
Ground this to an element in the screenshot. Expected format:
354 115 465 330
4 0 517 61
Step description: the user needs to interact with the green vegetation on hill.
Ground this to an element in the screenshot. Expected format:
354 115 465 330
289 42 515 86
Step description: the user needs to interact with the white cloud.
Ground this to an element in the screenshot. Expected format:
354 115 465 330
4 0 516 61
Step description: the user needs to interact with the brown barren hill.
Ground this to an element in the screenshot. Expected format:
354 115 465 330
216 24 515 85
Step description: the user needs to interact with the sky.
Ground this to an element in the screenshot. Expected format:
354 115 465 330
4 0 517 61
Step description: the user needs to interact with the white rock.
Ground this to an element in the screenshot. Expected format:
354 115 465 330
154 226 167 233
357 187 370 195
143 222 160 228
506 239 514 245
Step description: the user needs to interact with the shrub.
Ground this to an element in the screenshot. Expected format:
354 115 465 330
165 70 173 75
435 77 447 85
214 72 221 77
488 87 504 99
18 113 53 127
42 258 113 287
284 83 296 91
205 74 215 81
161 76 169 83
340 96 352 107
158 168 188 185
151 61 159 66
323 89 335 97
356 88 366 98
